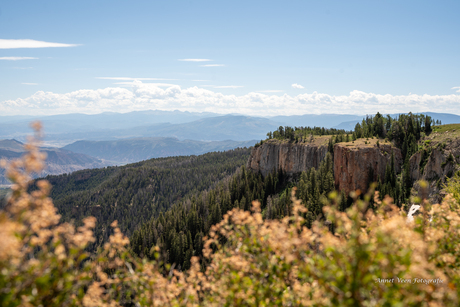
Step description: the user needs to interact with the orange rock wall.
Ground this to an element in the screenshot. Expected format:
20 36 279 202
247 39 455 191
333 144 402 194
246 142 328 177
247 141 403 196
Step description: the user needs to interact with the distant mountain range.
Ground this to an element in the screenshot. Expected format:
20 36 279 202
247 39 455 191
1 110 460 183
0 139 108 185
63 138 256 164
0 137 256 183
0 112 277 146
1 110 459 146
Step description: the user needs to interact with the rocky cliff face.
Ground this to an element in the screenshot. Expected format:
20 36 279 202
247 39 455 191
247 136 459 199
409 149 455 182
334 143 403 194
410 139 460 202
246 140 328 177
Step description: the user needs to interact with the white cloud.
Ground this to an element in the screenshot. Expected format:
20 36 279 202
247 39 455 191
201 64 225 67
452 86 460 93
0 56 38 60
0 39 79 49
292 83 305 89
214 85 243 89
1 82 460 116
178 59 212 62
97 77 177 81
192 80 210 82
22 83 38 85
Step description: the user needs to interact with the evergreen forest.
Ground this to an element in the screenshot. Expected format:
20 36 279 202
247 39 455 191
129 112 440 270
15 112 444 273
40 148 251 251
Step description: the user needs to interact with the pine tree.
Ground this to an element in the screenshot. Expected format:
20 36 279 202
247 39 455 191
340 190 347 211
402 157 411 199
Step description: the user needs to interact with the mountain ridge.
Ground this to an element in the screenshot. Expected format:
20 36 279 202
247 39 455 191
0 139 109 184
62 137 256 164
1 111 458 146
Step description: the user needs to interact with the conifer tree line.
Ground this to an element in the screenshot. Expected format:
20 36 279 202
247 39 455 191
265 125 349 142
40 148 251 251
266 112 434 162
352 112 433 160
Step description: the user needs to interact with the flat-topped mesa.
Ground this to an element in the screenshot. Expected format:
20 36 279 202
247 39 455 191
246 139 328 177
334 140 403 195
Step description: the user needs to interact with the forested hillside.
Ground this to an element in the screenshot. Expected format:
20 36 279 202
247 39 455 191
130 152 336 270
43 148 251 251
32 111 456 274
130 112 446 270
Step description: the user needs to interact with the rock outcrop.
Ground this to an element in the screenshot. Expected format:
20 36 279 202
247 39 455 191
409 139 460 202
247 136 460 199
246 140 328 177
334 143 403 194
410 139 460 182
409 149 455 182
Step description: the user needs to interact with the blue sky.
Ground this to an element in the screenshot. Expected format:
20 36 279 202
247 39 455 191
1 0 459 116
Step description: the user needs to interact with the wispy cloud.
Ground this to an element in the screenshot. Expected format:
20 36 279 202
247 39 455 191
192 80 210 82
97 77 178 81
0 56 38 60
256 90 284 93
452 86 460 93
292 83 305 89
21 83 38 85
114 82 177 87
214 85 243 89
178 59 212 62
201 64 225 67
0 39 79 49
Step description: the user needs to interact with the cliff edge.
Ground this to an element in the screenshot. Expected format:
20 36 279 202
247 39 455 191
247 126 460 199
409 126 460 201
334 139 402 194
246 138 328 177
